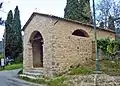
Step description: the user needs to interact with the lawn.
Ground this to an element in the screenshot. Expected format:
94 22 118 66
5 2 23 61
67 59 120 76
0 63 23 71
100 60 120 76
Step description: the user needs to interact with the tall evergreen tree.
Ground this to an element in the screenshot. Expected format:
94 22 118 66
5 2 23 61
5 10 14 57
64 0 91 23
79 0 91 23
13 6 23 59
64 0 80 21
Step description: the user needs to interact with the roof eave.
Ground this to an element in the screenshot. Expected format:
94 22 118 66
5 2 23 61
22 12 115 34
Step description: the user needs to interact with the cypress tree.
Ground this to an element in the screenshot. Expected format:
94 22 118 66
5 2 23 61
80 0 92 23
13 6 23 59
5 10 14 58
64 0 80 21
64 0 91 23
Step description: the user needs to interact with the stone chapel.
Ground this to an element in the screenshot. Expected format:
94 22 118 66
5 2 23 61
22 12 115 77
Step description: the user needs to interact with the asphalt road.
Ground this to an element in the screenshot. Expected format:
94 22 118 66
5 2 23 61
0 69 41 86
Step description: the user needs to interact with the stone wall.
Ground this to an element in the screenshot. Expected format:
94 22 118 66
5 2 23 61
51 36 92 73
49 18 115 74
23 14 115 77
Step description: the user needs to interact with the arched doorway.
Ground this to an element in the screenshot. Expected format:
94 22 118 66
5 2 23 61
30 31 43 68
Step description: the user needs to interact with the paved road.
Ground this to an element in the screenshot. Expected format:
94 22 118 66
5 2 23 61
0 69 41 86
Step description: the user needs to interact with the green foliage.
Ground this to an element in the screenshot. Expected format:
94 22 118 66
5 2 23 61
14 53 23 63
67 60 120 76
100 60 120 76
19 76 46 84
97 38 120 59
19 76 67 86
97 38 110 54
114 38 120 51
19 60 120 85
47 76 67 86
79 0 91 23
68 66 93 75
5 10 14 57
64 0 80 21
5 6 23 61
0 63 22 71
64 0 91 23
12 6 23 60
107 40 116 55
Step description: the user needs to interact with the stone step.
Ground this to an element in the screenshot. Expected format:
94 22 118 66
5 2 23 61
24 72 43 76
22 72 44 79
27 70 43 74
23 69 44 78
19 73 38 79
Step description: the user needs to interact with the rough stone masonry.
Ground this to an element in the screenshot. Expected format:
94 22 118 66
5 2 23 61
22 12 115 77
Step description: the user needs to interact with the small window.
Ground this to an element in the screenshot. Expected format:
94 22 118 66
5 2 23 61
72 29 89 37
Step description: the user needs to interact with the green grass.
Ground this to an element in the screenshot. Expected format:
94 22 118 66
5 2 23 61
67 60 120 76
47 76 67 86
19 60 120 86
19 76 67 86
0 63 23 71
19 76 46 84
100 60 120 76
68 66 93 75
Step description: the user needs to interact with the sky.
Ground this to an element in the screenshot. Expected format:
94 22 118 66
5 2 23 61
0 0 66 41
0 0 100 41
